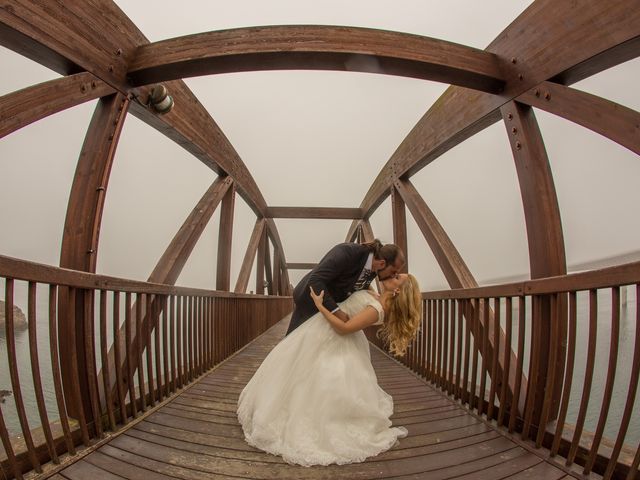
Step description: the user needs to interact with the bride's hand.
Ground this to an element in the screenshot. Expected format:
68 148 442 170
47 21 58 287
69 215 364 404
309 286 324 308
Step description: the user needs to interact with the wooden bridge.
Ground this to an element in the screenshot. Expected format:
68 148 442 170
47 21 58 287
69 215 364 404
44 318 577 480
1 1 640 479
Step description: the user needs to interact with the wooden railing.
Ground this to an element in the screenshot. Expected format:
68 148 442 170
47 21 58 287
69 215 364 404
0 255 292 480
372 261 640 479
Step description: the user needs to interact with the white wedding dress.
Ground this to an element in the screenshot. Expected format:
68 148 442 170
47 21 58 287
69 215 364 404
237 290 407 466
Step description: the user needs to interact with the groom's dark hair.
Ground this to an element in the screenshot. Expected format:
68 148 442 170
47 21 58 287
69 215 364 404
361 239 405 266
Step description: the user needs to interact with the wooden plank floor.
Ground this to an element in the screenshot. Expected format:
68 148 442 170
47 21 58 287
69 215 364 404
55 318 582 479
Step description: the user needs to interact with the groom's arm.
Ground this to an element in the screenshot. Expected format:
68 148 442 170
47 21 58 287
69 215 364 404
307 245 351 316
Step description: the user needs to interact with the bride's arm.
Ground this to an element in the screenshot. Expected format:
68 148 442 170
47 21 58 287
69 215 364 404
310 287 378 335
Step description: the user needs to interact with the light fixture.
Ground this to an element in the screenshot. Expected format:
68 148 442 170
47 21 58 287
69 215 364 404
147 84 174 114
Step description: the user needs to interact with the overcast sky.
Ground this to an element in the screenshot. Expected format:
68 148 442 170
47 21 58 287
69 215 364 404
1 1 639 292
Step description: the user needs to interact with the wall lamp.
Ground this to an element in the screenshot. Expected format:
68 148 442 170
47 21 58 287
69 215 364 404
146 84 174 114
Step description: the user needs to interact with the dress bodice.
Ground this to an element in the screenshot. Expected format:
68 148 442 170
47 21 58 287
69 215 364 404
339 290 384 325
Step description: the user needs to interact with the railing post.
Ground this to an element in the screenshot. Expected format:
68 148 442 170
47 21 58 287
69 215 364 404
57 287 93 436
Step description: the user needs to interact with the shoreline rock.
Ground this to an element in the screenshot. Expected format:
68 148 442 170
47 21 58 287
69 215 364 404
0 300 28 329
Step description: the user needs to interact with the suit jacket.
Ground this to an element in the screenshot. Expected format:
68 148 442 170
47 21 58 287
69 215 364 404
286 242 370 335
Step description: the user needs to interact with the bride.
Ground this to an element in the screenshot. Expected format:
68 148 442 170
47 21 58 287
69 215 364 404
237 272 422 466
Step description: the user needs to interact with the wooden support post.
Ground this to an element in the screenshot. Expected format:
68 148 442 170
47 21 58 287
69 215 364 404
59 93 128 420
273 249 281 296
234 219 265 293
256 228 266 295
216 183 235 291
264 238 273 296
391 186 408 272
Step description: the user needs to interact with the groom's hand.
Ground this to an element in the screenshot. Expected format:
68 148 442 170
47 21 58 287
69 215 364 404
334 310 349 322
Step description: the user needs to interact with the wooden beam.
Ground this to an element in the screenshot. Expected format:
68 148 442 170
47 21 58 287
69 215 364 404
517 81 640 156
266 206 364 219
0 1 281 228
394 177 523 413
59 94 128 273
256 228 266 295
501 101 567 426
265 218 290 294
58 93 129 419
216 184 236 291
149 177 233 284
264 238 273 296
357 0 640 218
273 248 281 295
128 26 505 93
501 102 567 279
234 219 266 293
0 72 114 139
393 179 476 289
286 263 318 270
345 223 358 243
0 2 146 90
391 187 408 273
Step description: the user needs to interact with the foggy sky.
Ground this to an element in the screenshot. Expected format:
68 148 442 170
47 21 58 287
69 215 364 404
1 1 639 293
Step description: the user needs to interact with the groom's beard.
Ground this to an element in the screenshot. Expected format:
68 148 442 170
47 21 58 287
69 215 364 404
377 272 394 281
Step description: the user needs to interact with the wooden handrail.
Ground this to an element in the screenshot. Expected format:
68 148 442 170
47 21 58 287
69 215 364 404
0 254 283 298
0 255 292 479
373 259 640 479
423 260 640 299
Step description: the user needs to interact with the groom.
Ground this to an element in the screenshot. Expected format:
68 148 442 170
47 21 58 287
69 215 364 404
286 239 405 335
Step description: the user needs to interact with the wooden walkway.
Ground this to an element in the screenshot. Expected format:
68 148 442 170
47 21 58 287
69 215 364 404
50 319 582 480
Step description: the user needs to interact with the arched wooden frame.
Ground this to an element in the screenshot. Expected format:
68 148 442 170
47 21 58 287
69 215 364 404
127 26 505 93
1 0 639 439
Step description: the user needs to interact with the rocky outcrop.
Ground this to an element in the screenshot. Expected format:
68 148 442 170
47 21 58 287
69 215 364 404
0 300 28 329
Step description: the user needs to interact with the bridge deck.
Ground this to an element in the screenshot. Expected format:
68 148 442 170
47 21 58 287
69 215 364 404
51 319 580 480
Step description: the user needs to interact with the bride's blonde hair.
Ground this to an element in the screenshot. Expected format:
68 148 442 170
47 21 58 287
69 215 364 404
377 274 422 356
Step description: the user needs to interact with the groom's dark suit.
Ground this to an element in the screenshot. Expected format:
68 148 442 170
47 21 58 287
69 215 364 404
286 242 375 335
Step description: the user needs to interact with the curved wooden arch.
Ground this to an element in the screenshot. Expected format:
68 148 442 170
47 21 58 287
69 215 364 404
0 72 114 139
353 0 640 223
127 26 505 93
0 1 288 263
59 92 129 418
516 81 640 156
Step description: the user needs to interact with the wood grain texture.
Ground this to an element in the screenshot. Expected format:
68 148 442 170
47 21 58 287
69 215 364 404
149 177 233 285
391 187 408 273
128 25 505 93
234 219 266 293
0 0 147 89
266 206 364 219
54 318 576 479
216 184 236 291
517 81 640 156
58 93 129 419
394 179 475 289
356 0 640 218
0 0 282 245
500 101 566 279
0 72 114 139
60 93 129 273
286 263 318 270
